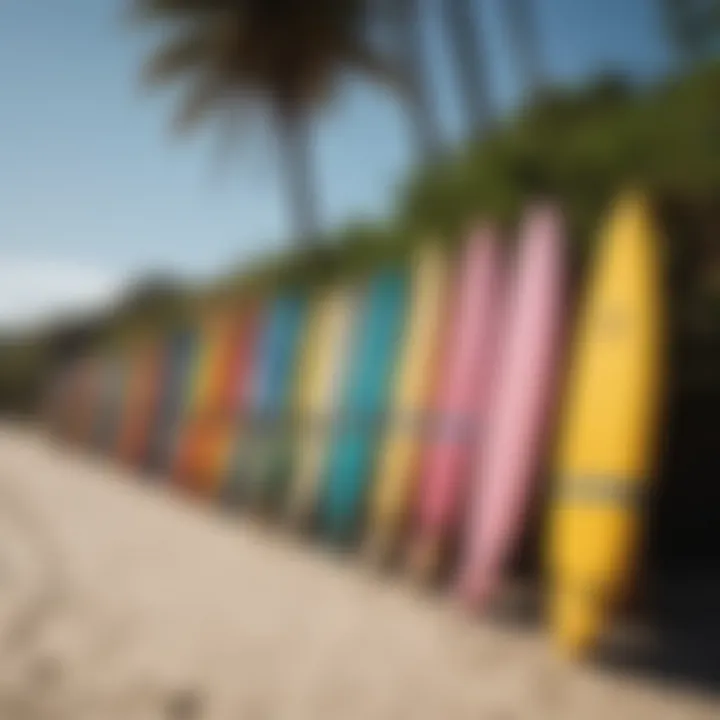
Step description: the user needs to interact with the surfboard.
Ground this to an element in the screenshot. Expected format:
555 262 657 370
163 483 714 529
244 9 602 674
365 243 451 564
547 191 663 655
126 341 163 469
42 365 71 438
83 357 106 447
202 304 264 497
225 294 307 507
179 313 238 492
116 341 159 465
114 346 140 461
142 334 171 470
145 329 198 475
285 285 359 529
322 269 409 544
408 227 504 581
94 354 128 455
243 294 308 510
74 355 103 447
172 316 230 487
282 293 330 514
128 339 169 469
457 205 565 608
166 329 204 478
52 363 76 441
59 356 83 444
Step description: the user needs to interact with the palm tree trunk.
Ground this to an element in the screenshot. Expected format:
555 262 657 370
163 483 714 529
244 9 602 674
442 0 493 133
277 111 319 245
504 0 544 99
392 0 443 159
661 0 691 61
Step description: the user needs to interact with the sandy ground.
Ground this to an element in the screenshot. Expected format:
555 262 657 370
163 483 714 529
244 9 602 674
0 423 716 720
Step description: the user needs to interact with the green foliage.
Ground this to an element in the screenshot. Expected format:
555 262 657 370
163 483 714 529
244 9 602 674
403 66 720 248
100 275 194 344
661 0 720 62
135 0 395 122
0 336 52 418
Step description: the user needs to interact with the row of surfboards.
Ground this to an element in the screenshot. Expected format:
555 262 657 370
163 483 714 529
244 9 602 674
46 191 663 657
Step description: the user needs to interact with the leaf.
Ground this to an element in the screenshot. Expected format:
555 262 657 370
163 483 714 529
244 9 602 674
131 0 229 23
172 71 226 133
142 28 210 84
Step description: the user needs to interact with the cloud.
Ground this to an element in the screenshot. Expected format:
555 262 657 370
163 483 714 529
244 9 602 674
0 256 128 333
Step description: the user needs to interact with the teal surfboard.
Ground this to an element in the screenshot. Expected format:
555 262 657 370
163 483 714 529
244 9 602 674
322 269 409 543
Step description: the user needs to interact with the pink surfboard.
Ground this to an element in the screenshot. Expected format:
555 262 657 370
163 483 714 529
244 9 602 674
457 204 565 608
409 226 504 579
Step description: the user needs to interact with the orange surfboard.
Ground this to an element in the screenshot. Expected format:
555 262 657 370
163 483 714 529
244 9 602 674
174 313 236 488
75 355 103 447
117 340 163 468
196 303 263 496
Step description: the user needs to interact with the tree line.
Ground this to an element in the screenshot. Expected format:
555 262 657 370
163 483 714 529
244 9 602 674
137 0 718 243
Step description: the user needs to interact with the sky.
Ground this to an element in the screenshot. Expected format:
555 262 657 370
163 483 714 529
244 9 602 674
0 0 673 331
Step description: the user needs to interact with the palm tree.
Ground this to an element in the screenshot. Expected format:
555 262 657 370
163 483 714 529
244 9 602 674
134 0 397 244
503 0 544 100
380 0 443 158
441 0 493 133
661 0 720 63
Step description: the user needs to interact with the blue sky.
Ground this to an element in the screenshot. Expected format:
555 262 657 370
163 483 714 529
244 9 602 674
0 0 673 330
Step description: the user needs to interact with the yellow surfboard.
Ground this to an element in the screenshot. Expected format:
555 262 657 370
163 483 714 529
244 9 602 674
289 292 328 441
285 284 358 527
365 243 450 563
547 191 663 655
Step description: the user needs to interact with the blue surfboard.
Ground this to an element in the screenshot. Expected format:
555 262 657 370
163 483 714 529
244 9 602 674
322 269 409 543
250 293 308 508
225 293 307 505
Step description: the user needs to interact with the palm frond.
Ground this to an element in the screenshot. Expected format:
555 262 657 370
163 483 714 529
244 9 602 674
172 71 226 133
132 0 229 23
211 98 257 174
143 29 210 84
136 0 409 163
344 40 409 95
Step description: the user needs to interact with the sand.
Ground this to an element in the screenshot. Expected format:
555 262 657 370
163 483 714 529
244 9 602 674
0 422 716 719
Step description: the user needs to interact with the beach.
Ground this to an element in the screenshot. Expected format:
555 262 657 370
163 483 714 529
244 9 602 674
0 423 715 719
